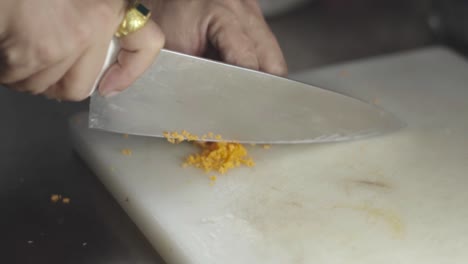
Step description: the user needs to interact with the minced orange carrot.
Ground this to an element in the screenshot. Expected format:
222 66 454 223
62 197 71 204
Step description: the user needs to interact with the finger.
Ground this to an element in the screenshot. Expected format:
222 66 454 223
250 28 287 76
0 44 48 84
98 20 164 96
0 28 84 84
9 55 77 95
208 15 259 71
44 39 110 101
40 0 128 100
243 12 288 76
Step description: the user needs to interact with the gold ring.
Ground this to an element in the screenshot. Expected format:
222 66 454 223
115 2 151 38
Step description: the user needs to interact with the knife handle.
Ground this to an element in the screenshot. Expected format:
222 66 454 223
89 37 120 96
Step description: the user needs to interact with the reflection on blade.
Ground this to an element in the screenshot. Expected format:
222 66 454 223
89 49 403 144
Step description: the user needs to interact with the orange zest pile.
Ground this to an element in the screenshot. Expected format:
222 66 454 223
163 131 255 175
185 141 255 174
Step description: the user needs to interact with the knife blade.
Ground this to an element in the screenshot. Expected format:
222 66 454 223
88 38 403 144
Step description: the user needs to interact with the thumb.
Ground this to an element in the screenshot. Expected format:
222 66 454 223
98 20 165 96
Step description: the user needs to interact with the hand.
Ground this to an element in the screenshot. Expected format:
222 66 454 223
0 0 165 101
144 0 288 76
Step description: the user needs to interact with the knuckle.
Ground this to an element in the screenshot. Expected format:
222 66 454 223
92 2 117 27
73 23 93 50
210 3 237 22
0 49 24 83
29 86 46 95
53 81 90 102
0 49 15 68
61 89 89 102
220 0 242 12
12 75 51 95
35 41 62 65
240 0 262 14
147 30 165 51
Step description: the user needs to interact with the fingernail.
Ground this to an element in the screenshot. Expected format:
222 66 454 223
105 91 120 98
99 79 119 97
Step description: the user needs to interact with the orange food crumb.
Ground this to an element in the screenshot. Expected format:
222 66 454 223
373 97 381 105
50 194 61 203
164 131 255 174
209 175 217 182
123 134 129 139
339 69 349 77
50 194 71 204
187 135 199 141
263 144 271 149
163 131 199 144
73 115 82 125
121 149 132 156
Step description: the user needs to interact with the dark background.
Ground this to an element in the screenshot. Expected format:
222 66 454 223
1 0 467 263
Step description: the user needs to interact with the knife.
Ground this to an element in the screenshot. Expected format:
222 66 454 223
88 38 403 144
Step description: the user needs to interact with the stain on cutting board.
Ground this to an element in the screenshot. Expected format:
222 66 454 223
352 179 391 189
211 163 408 263
343 178 393 196
331 204 405 239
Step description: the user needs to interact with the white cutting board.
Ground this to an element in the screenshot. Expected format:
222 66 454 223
70 46 468 264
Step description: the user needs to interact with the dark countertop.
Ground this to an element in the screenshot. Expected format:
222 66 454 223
1 1 444 263
0 90 164 263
